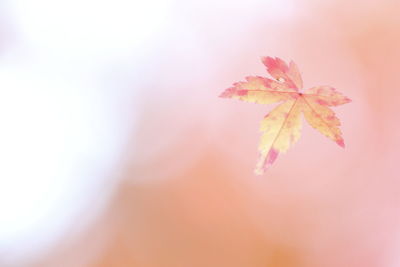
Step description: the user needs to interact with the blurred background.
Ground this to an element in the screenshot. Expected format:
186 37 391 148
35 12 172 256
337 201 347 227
0 0 399 266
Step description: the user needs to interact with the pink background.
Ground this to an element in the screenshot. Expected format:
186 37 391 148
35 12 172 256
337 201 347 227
0 0 399 266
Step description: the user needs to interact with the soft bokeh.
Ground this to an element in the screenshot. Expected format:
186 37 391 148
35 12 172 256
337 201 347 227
0 0 399 266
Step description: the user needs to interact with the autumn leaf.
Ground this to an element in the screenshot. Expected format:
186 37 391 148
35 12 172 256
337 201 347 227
220 57 351 175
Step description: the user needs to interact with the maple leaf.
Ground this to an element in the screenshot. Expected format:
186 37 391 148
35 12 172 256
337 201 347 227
220 57 351 175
